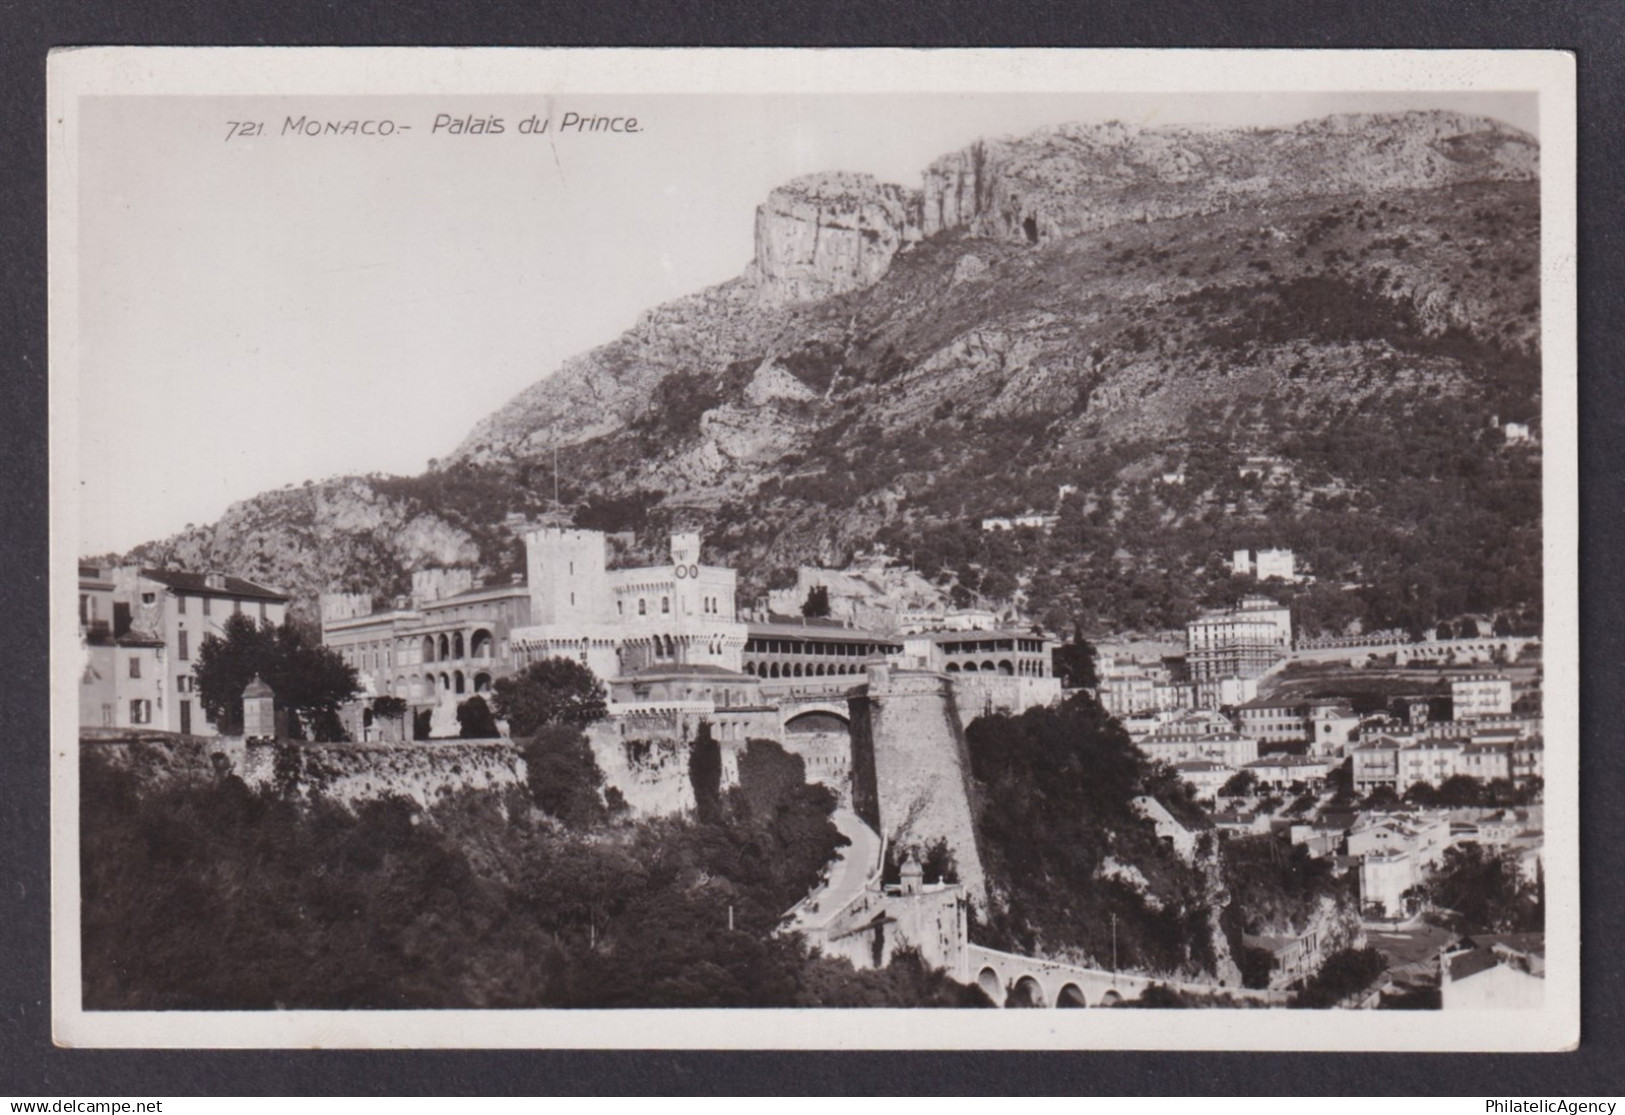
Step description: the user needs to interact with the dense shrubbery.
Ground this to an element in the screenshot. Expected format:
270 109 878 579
193 613 358 739
1218 835 1358 989
79 739 988 1009
492 658 608 736
1423 844 1543 935
456 695 499 739
964 694 1216 976
1294 947 1388 1008
1403 774 1541 809
521 726 611 829
1220 836 1354 940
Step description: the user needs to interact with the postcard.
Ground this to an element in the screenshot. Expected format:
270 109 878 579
49 46 1577 1049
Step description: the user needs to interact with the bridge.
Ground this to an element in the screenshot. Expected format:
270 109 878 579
778 697 853 730
968 945 1150 1007
965 945 1285 1008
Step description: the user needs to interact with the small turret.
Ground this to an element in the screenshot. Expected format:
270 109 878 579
241 674 276 738
900 853 925 895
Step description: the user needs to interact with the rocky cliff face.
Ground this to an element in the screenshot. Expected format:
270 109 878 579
126 478 481 625
454 111 1537 469
921 112 1538 246
748 173 923 305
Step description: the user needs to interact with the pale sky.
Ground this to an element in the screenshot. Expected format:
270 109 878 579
75 90 1537 554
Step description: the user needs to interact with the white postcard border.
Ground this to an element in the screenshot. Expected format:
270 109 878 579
48 46 1579 1051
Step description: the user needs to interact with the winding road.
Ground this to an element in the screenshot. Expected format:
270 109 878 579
785 808 883 931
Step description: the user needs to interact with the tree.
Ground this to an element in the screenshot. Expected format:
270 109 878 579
520 726 607 829
1220 770 1258 798
491 657 608 737
1238 944 1276 990
1434 774 1489 807
372 695 408 723
688 720 723 823
457 695 499 739
371 695 408 740
1361 785 1400 809
1052 627 1100 689
1294 947 1387 1008
1324 759 1354 805
193 613 276 733
964 696 1217 975
193 613 358 739
1424 845 1541 933
800 585 831 619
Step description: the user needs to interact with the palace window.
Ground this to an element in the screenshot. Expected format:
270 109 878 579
662 597 670 614
638 598 646 616
174 594 186 614
203 597 212 616
129 699 152 725
178 631 189 660
128 657 141 678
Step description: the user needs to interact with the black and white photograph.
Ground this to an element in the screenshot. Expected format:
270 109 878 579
48 48 1578 1049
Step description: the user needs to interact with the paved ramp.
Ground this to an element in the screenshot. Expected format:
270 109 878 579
783 808 882 931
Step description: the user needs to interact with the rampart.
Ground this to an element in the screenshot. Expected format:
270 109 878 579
81 729 525 808
849 664 988 905
950 674 1063 727
246 739 525 806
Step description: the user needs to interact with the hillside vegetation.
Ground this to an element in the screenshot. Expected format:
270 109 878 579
123 113 1542 640
965 695 1222 978
81 740 988 1009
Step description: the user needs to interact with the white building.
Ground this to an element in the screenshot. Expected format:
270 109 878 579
79 564 170 731
1186 595 1292 708
1170 759 1235 800
1243 754 1331 790
107 567 290 735
1451 673 1514 719
1441 936 1544 1009
1359 850 1417 919
1139 722 1259 769
1309 702 1362 757
1256 548 1298 582
1231 548 1298 582
509 528 747 681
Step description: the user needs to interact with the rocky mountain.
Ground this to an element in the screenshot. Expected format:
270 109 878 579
126 111 1543 639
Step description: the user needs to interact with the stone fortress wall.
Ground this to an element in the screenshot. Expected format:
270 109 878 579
848 662 988 906
82 730 525 809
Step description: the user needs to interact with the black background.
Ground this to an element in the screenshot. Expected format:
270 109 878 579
3 0 1621 1096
